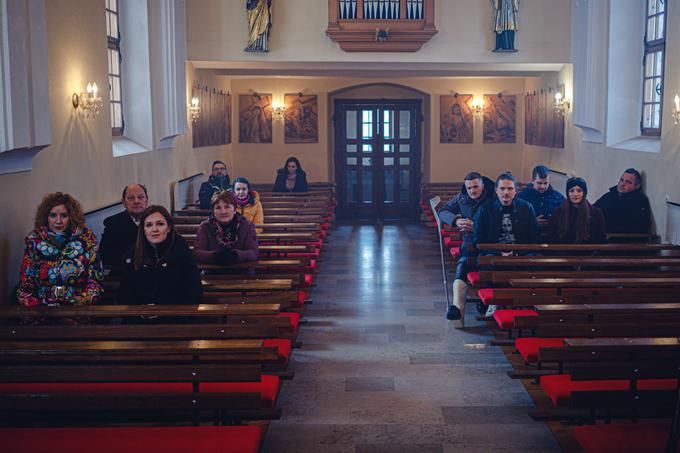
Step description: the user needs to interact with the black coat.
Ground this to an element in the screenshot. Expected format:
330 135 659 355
473 198 539 255
593 186 651 234
99 211 139 270
273 168 308 192
118 235 203 305
199 175 231 209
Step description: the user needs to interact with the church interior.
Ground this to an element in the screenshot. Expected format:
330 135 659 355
1 0 680 451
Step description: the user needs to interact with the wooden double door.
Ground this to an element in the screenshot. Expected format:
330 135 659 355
334 99 421 220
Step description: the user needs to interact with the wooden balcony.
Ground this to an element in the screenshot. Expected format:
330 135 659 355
326 0 437 52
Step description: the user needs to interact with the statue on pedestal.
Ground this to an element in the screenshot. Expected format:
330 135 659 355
492 0 519 52
245 0 272 52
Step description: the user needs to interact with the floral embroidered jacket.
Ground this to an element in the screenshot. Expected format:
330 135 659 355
17 225 103 307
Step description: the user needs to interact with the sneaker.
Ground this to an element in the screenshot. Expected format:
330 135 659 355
446 305 462 320
484 304 497 318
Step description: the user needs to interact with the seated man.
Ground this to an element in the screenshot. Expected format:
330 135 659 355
473 172 539 316
99 184 148 272
199 160 231 209
517 165 564 225
438 172 495 324
594 168 651 236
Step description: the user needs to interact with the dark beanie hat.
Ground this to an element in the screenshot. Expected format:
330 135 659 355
566 177 587 197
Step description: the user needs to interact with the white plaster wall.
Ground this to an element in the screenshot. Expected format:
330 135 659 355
187 0 571 64
0 0 231 305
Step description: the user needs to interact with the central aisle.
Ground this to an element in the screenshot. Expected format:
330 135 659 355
264 223 560 452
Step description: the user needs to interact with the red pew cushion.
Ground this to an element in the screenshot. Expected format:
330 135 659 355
514 337 564 363
278 312 300 331
467 272 480 287
574 423 676 453
540 374 676 407
304 274 313 286
0 375 280 407
443 237 462 249
298 291 306 306
477 288 493 305
0 426 263 453
449 247 460 260
492 309 538 329
263 339 292 364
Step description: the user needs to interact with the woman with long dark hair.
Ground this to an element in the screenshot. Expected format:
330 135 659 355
273 156 308 192
118 205 202 305
549 177 606 244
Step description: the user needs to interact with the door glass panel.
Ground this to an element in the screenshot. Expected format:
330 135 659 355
363 157 373 166
347 170 357 203
400 144 410 153
400 157 410 166
346 157 357 165
362 110 373 138
399 169 410 201
399 111 411 139
384 169 395 203
384 157 394 166
383 144 394 153
363 171 373 203
362 144 373 153
383 110 394 139
347 144 357 153
346 111 357 139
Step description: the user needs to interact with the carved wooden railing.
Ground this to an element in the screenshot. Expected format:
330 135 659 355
327 0 437 52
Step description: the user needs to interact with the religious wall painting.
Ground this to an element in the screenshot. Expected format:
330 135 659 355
483 94 516 144
440 94 473 144
284 94 318 144
239 93 272 143
192 84 231 148
524 85 564 148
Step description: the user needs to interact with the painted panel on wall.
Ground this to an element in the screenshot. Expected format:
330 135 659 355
192 84 231 148
284 94 318 143
483 94 516 144
524 86 564 148
440 94 473 144
239 94 272 143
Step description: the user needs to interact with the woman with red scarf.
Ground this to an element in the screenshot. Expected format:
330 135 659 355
192 190 259 265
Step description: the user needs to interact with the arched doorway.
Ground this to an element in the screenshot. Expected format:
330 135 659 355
332 84 426 220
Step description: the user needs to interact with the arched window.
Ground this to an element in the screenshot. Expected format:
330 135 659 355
641 0 667 136
106 0 124 135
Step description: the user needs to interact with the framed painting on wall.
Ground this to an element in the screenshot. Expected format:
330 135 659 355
284 94 318 143
483 94 516 144
440 94 473 144
239 93 272 143
192 84 231 148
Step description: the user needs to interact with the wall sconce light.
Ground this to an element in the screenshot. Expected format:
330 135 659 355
672 94 680 125
72 82 103 118
470 97 484 116
188 96 200 122
554 92 571 116
272 101 285 120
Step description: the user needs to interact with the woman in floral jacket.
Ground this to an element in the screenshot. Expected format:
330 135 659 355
17 192 102 307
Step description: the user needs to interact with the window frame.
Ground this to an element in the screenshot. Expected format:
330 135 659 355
640 0 667 137
106 0 124 136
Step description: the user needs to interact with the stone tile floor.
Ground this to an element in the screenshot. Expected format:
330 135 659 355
263 223 561 452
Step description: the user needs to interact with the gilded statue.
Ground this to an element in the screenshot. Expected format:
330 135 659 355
245 0 272 52
492 0 519 52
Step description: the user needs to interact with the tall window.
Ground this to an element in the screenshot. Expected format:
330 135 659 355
641 0 666 136
106 0 123 135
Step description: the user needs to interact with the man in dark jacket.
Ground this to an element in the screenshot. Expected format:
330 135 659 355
99 184 149 272
199 161 231 209
594 168 651 236
438 172 495 323
517 165 565 224
474 172 540 317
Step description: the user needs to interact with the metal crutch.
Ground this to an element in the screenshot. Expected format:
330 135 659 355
429 196 451 308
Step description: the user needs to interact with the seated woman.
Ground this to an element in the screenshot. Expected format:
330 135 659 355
118 205 202 305
17 192 102 307
232 176 264 233
273 156 308 192
193 190 259 265
549 177 606 244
